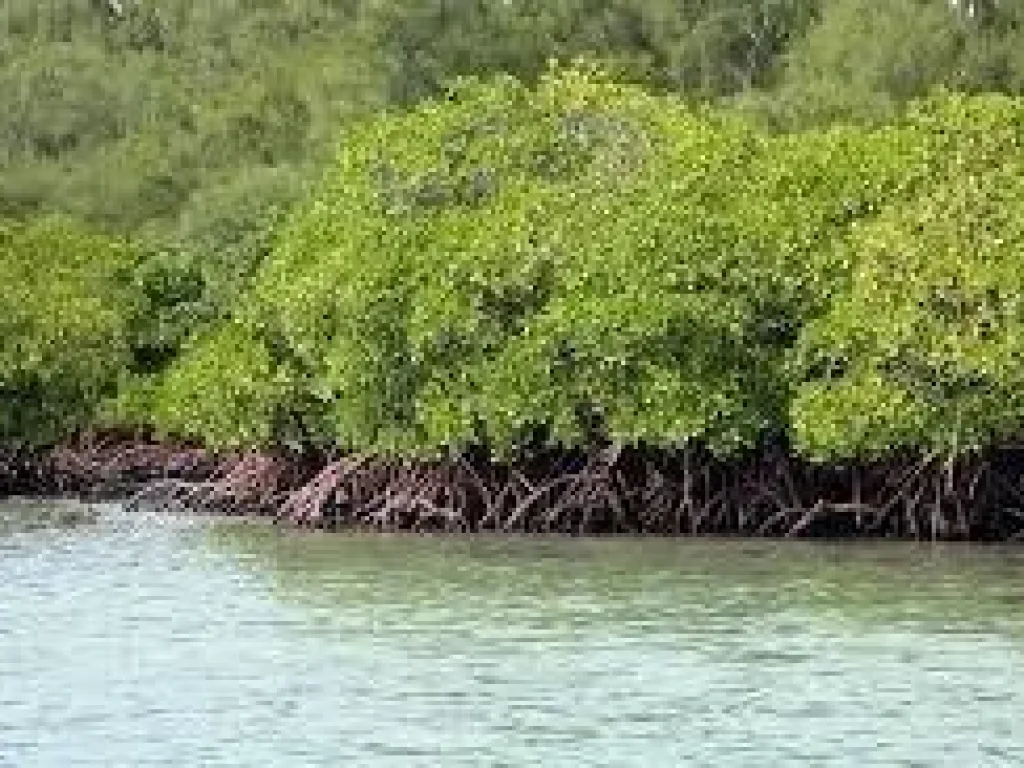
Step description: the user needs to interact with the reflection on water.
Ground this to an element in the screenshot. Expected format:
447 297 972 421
0 497 102 536
1 502 1022 766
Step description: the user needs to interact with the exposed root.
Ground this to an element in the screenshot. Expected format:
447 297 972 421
7 437 1024 540
278 459 356 525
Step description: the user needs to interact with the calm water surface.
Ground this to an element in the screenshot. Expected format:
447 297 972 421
1 499 1023 766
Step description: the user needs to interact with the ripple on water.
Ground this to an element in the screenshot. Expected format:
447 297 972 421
1 511 1022 766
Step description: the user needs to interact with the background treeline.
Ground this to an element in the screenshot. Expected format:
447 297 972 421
4 0 1023 229
3 0 1024 472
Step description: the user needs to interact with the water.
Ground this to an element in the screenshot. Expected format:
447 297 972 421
1 499 1023 766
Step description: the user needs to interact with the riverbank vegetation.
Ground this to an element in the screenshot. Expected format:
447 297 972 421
3 1 1024 539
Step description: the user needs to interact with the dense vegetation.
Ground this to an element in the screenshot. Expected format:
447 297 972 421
3 1 1024 537
104 75 1024 464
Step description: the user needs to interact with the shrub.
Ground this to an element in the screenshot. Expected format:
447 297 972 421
0 216 138 444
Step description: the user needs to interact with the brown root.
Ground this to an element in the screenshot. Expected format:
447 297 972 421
8 436 1024 541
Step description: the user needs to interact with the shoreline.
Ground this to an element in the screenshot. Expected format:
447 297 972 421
3 436 1024 542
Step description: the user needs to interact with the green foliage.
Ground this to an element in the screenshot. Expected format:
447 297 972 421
762 0 966 128
152 67 1005 461
791 148 1024 461
363 0 817 105
7 1 1024 467
0 216 138 444
140 320 291 451
126 164 310 375
747 0 1024 130
0 0 382 230
147 68 751 453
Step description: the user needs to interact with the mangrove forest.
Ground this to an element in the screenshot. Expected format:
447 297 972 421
4 0 1024 540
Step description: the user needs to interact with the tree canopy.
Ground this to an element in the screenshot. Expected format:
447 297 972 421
104 69 1024 467
791 93 1024 461
6 2 1024 469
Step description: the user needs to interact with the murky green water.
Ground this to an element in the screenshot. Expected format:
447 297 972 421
1 499 1023 766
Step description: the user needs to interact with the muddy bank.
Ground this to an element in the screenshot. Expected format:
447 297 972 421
3 435 1024 541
